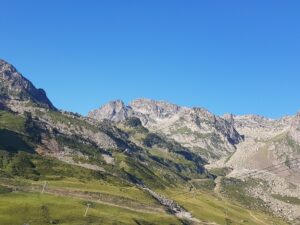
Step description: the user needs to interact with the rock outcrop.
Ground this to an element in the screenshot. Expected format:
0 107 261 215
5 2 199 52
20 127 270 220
0 59 55 110
289 112 300 144
89 99 244 161
88 100 133 122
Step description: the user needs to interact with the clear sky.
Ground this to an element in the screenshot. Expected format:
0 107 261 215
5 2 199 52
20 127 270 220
1 1 299 118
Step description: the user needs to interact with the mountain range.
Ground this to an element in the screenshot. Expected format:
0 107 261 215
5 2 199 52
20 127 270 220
0 59 299 225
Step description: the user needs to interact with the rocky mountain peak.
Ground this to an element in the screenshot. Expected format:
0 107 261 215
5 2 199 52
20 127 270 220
223 113 234 120
88 100 134 122
129 98 182 119
192 107 216 120
89 99 245 161
0 59 17 74
0 59 55 110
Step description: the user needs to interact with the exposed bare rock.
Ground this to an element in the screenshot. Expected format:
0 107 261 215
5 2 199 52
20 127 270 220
0 59 55 110
88 100 134 122
245 173 300 221
89 99 244 161
89 98 300 220
102 153 115 164
289 112 300 144
213 114 300 221
138 184 197 222
130 98 182 121
218 114 299 179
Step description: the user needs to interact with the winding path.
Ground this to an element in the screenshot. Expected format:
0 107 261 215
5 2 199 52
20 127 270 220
248 210 268 225
213 176 268 225
0 181 164 214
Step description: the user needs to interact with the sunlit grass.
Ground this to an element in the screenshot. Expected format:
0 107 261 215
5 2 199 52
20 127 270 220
0 192 180 225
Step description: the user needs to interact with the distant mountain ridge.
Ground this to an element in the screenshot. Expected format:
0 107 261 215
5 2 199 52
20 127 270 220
89 99 299 168
89 99 245 161
89 99 300 219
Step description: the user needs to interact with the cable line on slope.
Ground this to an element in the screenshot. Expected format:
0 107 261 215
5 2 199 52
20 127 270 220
234 157 300 179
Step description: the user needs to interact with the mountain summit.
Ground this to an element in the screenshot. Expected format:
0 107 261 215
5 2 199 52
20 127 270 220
0 59 55 110
89 98 244 161
88 100 133 122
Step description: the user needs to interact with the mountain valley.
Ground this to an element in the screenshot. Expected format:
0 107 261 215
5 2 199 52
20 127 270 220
0 59 299 225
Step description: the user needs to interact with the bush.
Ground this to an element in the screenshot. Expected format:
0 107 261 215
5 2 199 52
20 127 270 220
124 117 142 127
24 111 42 143
0 185 12 194
143 133 165 147
7 152 39 179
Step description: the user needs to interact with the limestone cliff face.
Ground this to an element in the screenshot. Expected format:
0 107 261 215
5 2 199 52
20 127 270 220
0 59 55 110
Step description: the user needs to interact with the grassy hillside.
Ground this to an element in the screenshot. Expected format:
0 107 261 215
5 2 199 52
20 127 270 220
158 187 288 225
0 110 290 225
0 191 181 225
0 151 289 225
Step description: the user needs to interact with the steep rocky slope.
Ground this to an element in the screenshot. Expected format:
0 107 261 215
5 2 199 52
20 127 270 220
219 114 296 170
0 59 55 110
89 99 300 222
89 100 300 181
89 99 243 161
0 59 210 190
218 113 300 181
216 114 300 221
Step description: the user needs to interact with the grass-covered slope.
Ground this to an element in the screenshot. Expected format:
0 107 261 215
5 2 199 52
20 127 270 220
0 151 289 225
0 191 180 225
0 110 290 225
0 152 180 225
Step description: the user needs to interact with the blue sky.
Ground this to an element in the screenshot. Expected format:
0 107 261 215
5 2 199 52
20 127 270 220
1 1 299 118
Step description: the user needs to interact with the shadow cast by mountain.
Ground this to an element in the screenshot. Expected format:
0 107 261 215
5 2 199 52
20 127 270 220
0 129 35 153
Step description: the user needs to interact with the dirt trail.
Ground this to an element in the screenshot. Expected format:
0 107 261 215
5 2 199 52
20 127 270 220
2 178 269 225
0 181 164 214
1 180 216 224
213 177 269 225
248 211 269 225
45 189 163 214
